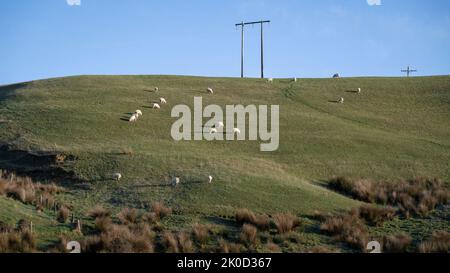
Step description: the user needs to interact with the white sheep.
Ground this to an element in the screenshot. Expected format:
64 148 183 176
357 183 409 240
293 77 297 82
152 103 161 109
208 175 213 184
129 114 138 122
207 87 214 94
112 173 122 181
172 176 180 187
210 128 218 134
338 97 344 104
357 88 361 94
154 87 159 92
233 128 241 134
160 97 167 104
267 78 273 83
135 110 143 117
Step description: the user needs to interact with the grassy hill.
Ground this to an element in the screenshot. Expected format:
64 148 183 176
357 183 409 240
0 75 449 228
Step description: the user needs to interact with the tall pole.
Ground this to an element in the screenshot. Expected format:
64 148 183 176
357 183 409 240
260 22 264 79
235 20 270 79
241 22 244 78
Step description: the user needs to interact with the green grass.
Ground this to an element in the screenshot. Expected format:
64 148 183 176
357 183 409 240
0 75 449 246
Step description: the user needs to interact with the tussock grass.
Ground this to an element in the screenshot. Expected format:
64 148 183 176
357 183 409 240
418 230 450 253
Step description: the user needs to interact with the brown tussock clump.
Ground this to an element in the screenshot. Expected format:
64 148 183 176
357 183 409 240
273 213 301 234
240 224 258 246
418 230 450 253
382 233 412 253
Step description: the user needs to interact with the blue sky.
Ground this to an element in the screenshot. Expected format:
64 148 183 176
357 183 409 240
1 0 449 84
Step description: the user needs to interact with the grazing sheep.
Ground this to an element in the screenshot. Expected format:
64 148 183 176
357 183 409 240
208 175 213 184
129 114 138 122
357 88 361 94
293 77 297 82
135 110 143 117
233 128 241 134
215 121 224 129
172 176 180 187
209 128 218 134
112 173 122 181
154 87 159 92
338 97 344 104
267 78 273 83
207 87 214 94
152 103 161 109
160 97 167 104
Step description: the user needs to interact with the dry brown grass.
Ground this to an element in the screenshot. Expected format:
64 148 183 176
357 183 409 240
328 177 449 217
320 213 369 251
418 230 450 253
177 232 195 253
235 208 271 231
0 229 36 253
218 239 244 253
87 206 111 219
355 205 396 226
192 224 210 245
265 242 282 253
117 208 138 225
382 233 412 253
57 206 70 223
240 224 258 246
272 213 300 234
0 172 65 210
94 217 113 233
161 231 179 253
151 202 172 220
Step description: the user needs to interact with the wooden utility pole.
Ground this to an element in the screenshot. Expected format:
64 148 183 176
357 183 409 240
401 65 417 77
235 20 271 78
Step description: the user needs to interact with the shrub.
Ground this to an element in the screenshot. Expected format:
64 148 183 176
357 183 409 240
273 213 300 234
418 230 450 253
254 214 271 231
57 207 70 223
240 224 258 246
382 233 412 253
0 221 13 233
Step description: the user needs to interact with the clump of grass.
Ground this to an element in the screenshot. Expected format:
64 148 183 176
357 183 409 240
192 224 210 245
240 224 258 246
117 208 138 225
235 208 257 225
272 213 301 234
355 205 396 226
150 202 172 220
94 217 113 233
418 230 450 253
218 239 244 253
235 208 271 231
161 231 179 253
0 221 13 233
87 206 111 219
320 213 368 251
382 233 412 253
307 246 337 253
328 177 450 217
177 232 195 253
57 206 70 223
265 242 282 253
0 220 36 253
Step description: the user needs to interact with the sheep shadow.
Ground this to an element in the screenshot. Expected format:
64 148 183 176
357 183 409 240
143 89 157 93
345 90 359 93
328 100 340 104
120 112 134 122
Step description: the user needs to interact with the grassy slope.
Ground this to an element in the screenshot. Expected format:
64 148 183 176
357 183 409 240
0 75 449 222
